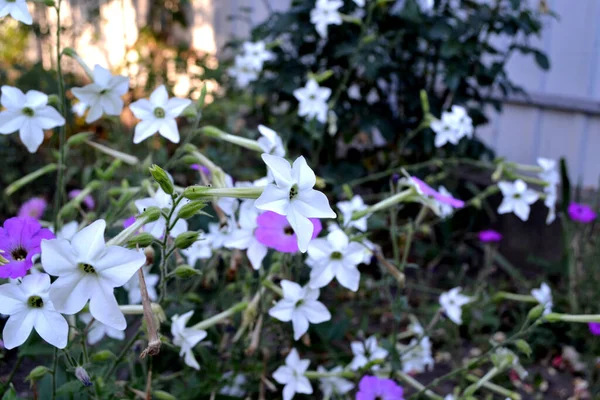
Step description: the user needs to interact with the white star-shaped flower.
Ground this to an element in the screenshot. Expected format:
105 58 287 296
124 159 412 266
272 348 313 400
255 154 336 252
79 312 125 345
310 0 343 38
228 54 259 88
317 365 354 397
257 125 285 157
71 65 129 123
431 105 473 147
134 188 189 239
224 200 268 270
400 336 435 374
53 221 79 240
436 186 455 219
537 157 559 185
41 219 146 330
0 0 32 25
123 265 158 305
439 287 471 325
129 85 191 144
497 179 539 221
293 79 331 124
349 336 388 370
336 195 369 231
0 86 65 153
0 274 68 349
181 237 213 266
269 280 331 341
171 310 207 370
241 41 275 70
307 229 364 291
531 282 553 315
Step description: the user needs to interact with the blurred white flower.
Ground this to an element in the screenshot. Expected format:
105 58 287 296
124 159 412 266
439 287 471 325
207 220 235 250
317 365 354 397
123 266 158 305
51 221 79 241
400 336 435 374
181 238 213 266
0 0 32 25
366 88 380 105
293 79 331 124
242 41 275 70
228 54 259 88
79 312 125 345
71 65 129 123
349 336 388 370
171 310 207 370
537 158 559 224
437 186 455 219
310 0 343 38
269 280 331 341
72 101 89 117
337 195 369 231
129 85 191 144
531 282 553 315
225 200 268 270
497 180 539 221
0 86 65 153
348 84 361 100
272 348 313 400
431 105 473 148
257 124 285 157
219 372 247 397
134 188 189 239
353 0 365 6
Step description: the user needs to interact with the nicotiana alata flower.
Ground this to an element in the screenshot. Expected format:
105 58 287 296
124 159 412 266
337 195 369 231
0 274 68 349
349 336 389 370
293 79 331 124
181 237 213 266
531 282 553 316
134 188 189 239
0 217 55 279
241 41 275 71
497 180 539 221
431 105 473 148
400 336 434 374
53 221 79 241
366 88 380 105
0 86 65 153
436 186 456 219
207 220 235 250
79 312 125 345
307 229 365 292
224 200 268 270
219 372 247 398
352 0 365 7
255 211 322 253
317 365 354 398
71 65 129 123
405 176 465 215
439 287 471 325
129 85 191 144
268 280 331 341
41 219 146 330
257 125 285 157
228 54 260 88
171 310 207 370
272 348 313 400
568 202 596 224
537 158 559 224
68 189 96 210
356 375 404 400
123 266 158 305
72 101 88 117
543 184 557 224
310 0 343 38
0 0 32 25
479 229 502 243
17 197 47 219
348 83 361 100
255 154 336 252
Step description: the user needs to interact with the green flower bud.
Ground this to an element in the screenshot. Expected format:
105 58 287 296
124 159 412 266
126 233 155 248
67 131 94 147
91 350 116 362
527 304 545 321
181 104 198 118
140 206 162 222
174 265 200 278
183 143 198 153
180 155 201 166
182 185 210 200
514 339 532 358
177 200 208 220
47 95 61 108
149 165 174 195
153 390 177 400
174 232 200 249
25 366 51 383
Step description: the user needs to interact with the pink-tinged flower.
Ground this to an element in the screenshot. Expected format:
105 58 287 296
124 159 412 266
589 322 600 336
255 212 322 253
0 217 55 278
17 197 47 219
479 229 502 243
410 177 465 208
568 203 596 224
123 216 136 228
68 189 95 210
356 376 404 400
191 164 211 177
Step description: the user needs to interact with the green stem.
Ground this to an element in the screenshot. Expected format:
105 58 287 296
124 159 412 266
51 347 58 400
0 356 23 397
465 374 521 399
395 371 444 400
104 330 142 380
262 279 284 297
4 163 58 196
353 189 414 220
304 370 355 379
191 301 249 331
493 292 537 303
53 0 67 231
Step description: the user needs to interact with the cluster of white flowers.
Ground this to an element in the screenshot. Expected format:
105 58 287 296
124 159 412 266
293 79 332 124
431 105 473 148
537 157 559 224
228 41 275 88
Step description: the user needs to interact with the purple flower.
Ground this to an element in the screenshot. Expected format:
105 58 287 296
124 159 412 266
479 229 502 243
568 202 596 224
255 211 322 253
68 189 95 210
410 177 464 208
356 376 404 400
391 173 400 184
191 164 211 177
123 216 136 228
0 217 55 278
17 197 47 219
589 322 600 336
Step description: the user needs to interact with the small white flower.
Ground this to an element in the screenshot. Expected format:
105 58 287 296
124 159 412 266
272 348 313 400
337 195 369 231
0 86 65 153
71 65 129 124
0 0 32 24
207 220 235 250
181 238 213 266
310 0 343 38
224 200 268 270
439 287 471 325
531 282 553 315
348 84 361 100
269 280 331 341
257 125 285 157
293 79 331 124
353 0 365 6
219 372 247 397
79 312 125 345
437 186 455 219
41 219 146 330
228 54 259 88
123 266 158 305
134 188 189 239
349 336 388 370
50 221 79 241
497 180 539 221
72 101 88 117
400 336 435 374
544 184 557 224
171 310 207 370
0 274 68 349
129 85 191 144
537 158 560 185
241 41 274 70
255 154 336 252
366 88 380 105
431 105 473 148
307 230 364 291
317 365 354 397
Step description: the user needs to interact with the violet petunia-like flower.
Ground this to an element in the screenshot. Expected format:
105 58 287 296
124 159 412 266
568 203 596 224
356 376 404 400
68 189 96 210
17 197 47 219
410 177 464 208
588 322 600 336
0 217 55 279
255 211 322 253
479 229 502 243
191 164 211 177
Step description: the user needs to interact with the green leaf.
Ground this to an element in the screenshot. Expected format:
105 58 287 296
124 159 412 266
534 51 550 70
56 380 85 396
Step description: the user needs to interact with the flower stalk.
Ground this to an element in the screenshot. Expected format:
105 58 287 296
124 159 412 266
200 126 263 153
352 189 414 220
192 301 249 331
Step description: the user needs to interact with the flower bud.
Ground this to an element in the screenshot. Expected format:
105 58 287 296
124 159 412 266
181 155 201 166
177 200 208 220
91 350 116 362
149 165 174 195
174 232 200 249
514 339 532 358
153 390 177 400
75 366 92 387
181 104 198 119
25 366 51 384
47 95 61 108
182 185 210 200
174 265 200 278
67 131 94 147
126 233 155 248
140 206 162 222
183 143 198 153
527 304 545 321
